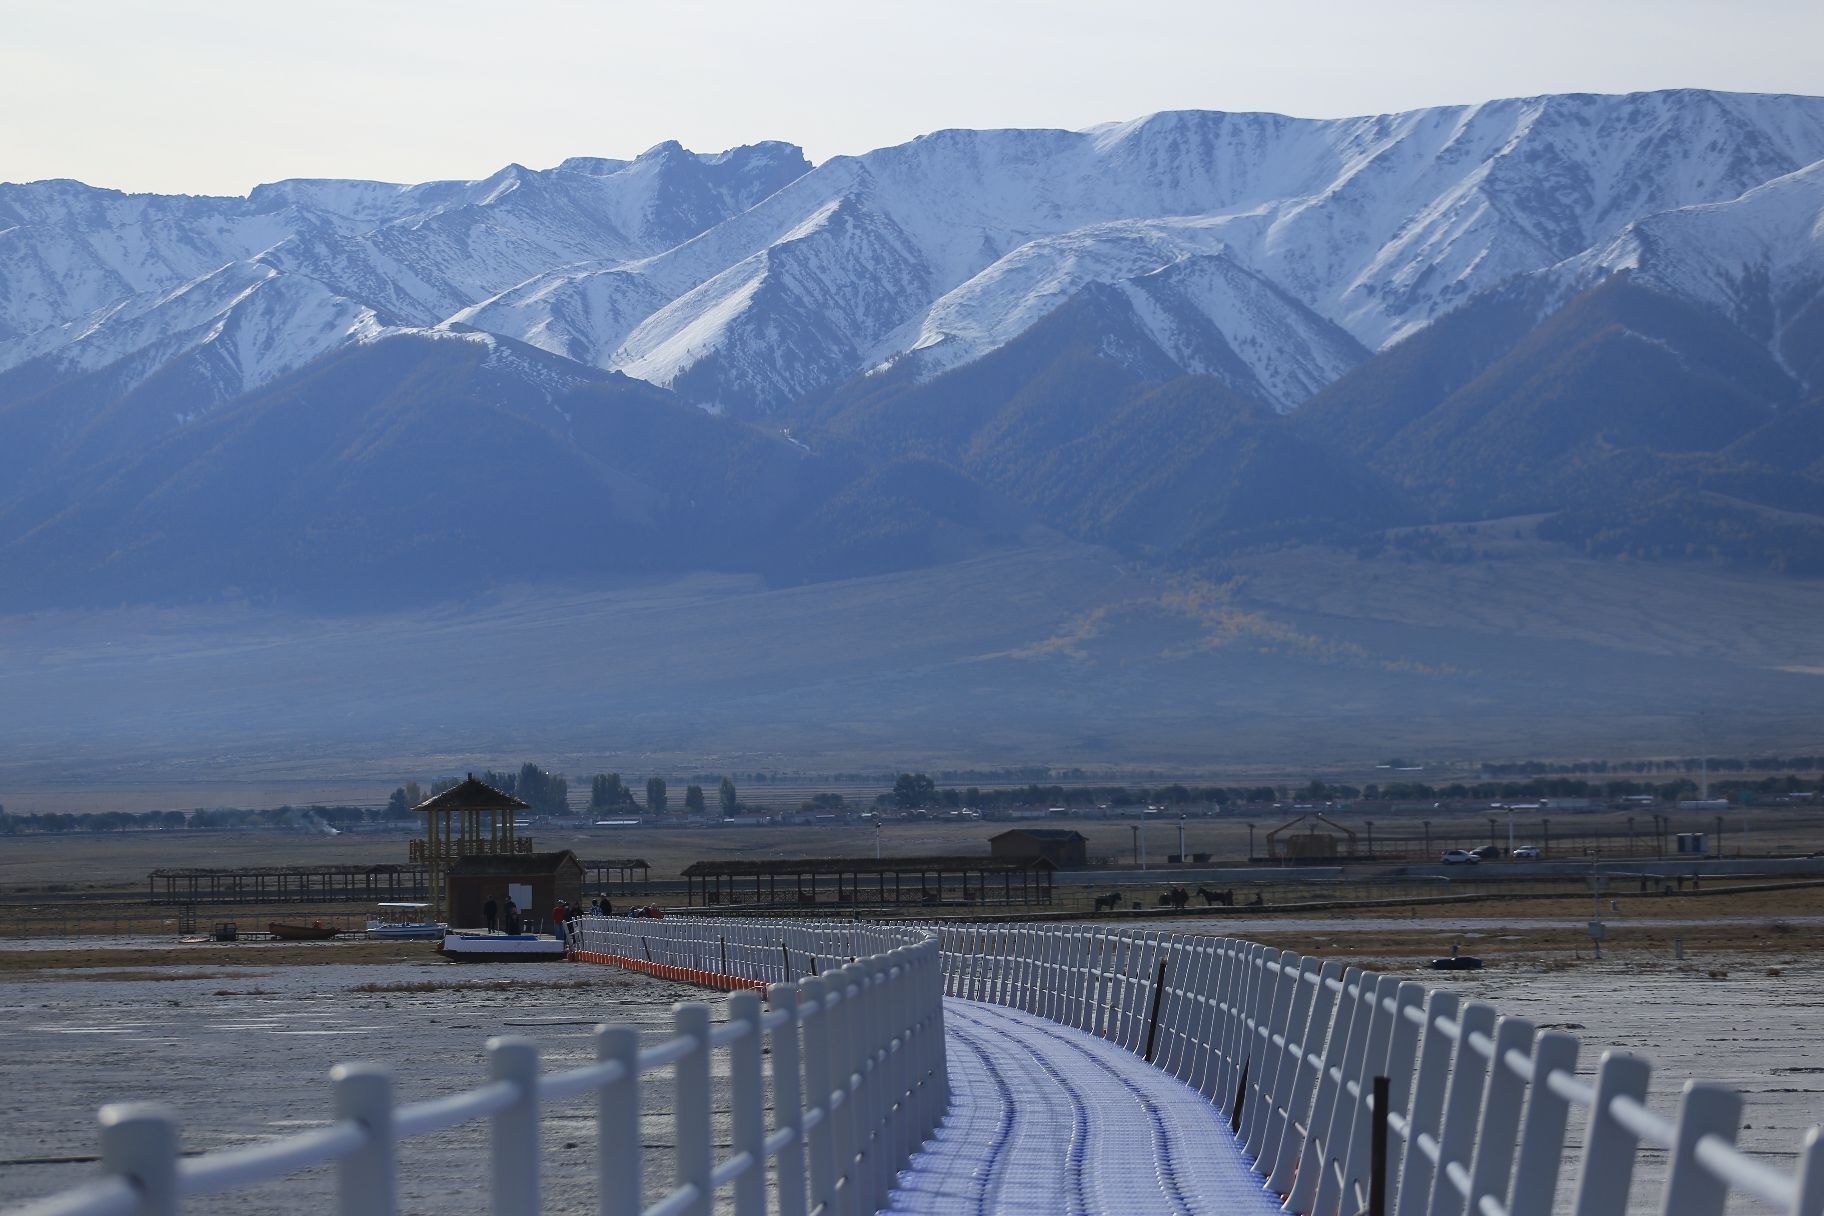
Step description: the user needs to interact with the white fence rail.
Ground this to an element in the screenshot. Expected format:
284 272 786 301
14 917 1824 1216
927 923 1824 1216
10 920 945 1216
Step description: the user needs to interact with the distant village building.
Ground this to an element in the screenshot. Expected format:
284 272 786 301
989 828 1089 868
447 850 585 931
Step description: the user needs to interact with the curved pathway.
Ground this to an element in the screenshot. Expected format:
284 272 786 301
887 1000 1283 1215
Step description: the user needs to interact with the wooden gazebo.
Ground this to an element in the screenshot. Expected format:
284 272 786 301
409 774 533 919
680 855 1056 909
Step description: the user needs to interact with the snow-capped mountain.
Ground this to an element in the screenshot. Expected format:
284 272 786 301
5 89 1824 429
1565 158 1824 373
458 89 1824 412
0 140 808 409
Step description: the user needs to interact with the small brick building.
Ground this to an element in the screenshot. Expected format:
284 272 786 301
989 828 1089 869
447 850 585 932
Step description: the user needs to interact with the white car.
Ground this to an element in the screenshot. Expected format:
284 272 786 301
1440 849 1481 865
1511 845 1542 860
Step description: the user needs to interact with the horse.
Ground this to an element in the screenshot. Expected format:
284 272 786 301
1157 886 1191 910
1198 886 1235 907
1093 892 1123 912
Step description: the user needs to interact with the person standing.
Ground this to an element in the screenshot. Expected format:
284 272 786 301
483 897 499 933
504 897 520 935
551 900 568 945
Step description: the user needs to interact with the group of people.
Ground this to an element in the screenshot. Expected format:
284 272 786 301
481 895 525 934
479 895 614 935
479 894 660 939
549 897 625 944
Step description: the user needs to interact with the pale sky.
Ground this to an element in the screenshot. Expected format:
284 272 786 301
2 0 1821 196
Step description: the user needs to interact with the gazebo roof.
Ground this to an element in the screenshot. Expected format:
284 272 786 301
449 849 582 877
413 774 529 814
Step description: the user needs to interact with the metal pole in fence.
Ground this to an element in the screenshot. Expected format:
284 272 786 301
487 1037 540 1216
1370 1075 1390 1216
800 976 838 1215
595 1025 641 1216
1662 1081 1743 1216
727 991 767 1216
1569 1051 1652 1216
1795 1126 1824 1216
769 983 809 1216
98 1102 179 1216
331 1063 397 1216
673 1003 714 1216
1144 955 1170 1062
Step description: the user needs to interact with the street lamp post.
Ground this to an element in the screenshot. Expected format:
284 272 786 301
1177 813 1186 864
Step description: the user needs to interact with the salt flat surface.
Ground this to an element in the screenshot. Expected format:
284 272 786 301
889 999 1280 1216
0 958 729 1214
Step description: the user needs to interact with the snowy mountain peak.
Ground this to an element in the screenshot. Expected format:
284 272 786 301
5 90 1824 425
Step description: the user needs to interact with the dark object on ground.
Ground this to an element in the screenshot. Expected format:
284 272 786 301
267 921 340 941
1430 955 1485 971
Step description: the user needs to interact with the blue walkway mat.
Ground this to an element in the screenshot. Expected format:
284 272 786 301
887 999 1286 1215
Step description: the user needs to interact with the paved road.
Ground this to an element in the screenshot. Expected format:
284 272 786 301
887 1000 1281 1215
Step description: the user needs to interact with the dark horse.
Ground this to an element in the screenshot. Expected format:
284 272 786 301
1157 886 1191 910
1198 886 1235 907
1093 892 1123 912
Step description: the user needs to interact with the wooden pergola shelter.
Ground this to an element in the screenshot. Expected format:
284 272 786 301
148 864 421 905
410 774 533 920
145 858 647 905
680 855 1056 909
583 858 651 895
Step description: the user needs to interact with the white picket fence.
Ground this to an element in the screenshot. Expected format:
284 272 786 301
13 917 1824 1216
11 920 946 1216
927 923 1824 1216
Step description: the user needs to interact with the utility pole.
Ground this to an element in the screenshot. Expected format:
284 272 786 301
1131 823 1140 867
1177 813 1186 864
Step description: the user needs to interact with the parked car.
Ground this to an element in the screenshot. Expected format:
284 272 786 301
1511 845 1542 859
1440 849 1481 865
1471 845 1504 860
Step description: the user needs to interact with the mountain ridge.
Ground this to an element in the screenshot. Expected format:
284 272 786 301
6 90 1824 608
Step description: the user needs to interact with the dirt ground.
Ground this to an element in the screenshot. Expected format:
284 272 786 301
0 951 738 1215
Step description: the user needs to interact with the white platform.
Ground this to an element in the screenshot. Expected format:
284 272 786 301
887 999 1283 1215
438 932 566 960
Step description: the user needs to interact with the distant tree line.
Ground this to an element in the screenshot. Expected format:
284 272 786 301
1480 755 1824 777
587 771 746 819
868 771 1819 814
0 804 383 836
386 765 755 822
876 775 1282 811
1362 774 1815 802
